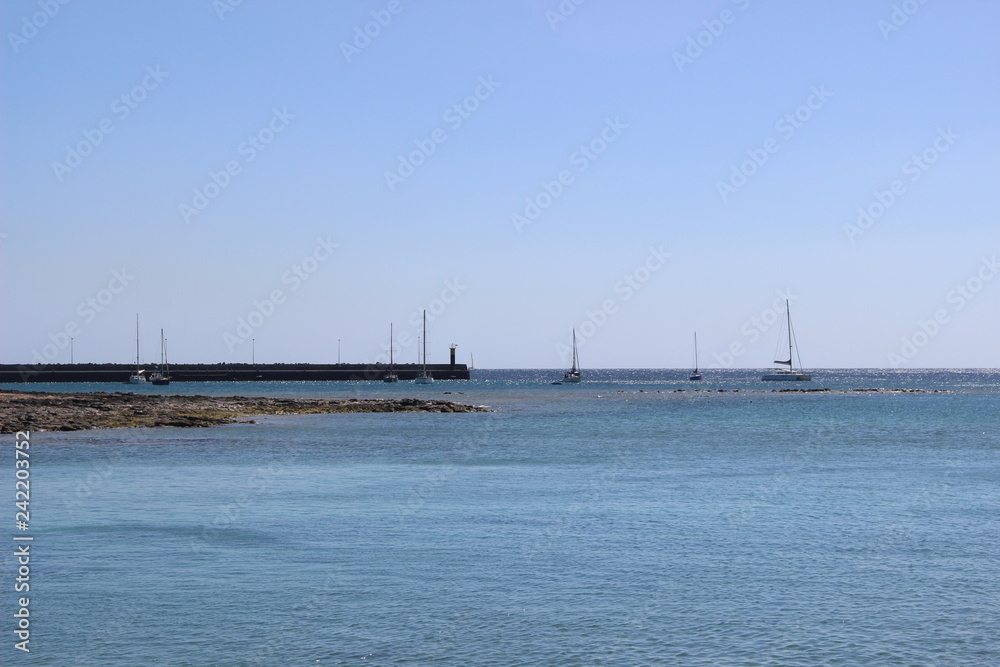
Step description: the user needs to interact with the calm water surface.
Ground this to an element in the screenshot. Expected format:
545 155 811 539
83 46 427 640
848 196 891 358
3 370 999 665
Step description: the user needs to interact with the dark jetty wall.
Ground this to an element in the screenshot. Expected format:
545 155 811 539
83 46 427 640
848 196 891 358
0 363 470 383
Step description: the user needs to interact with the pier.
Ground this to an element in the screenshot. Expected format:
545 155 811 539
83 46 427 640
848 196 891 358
0 363 471 383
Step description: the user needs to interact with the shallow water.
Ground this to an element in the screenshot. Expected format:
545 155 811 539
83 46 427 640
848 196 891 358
4 369 999 665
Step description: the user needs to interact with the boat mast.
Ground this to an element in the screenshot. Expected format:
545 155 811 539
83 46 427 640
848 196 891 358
785 300 794 372
694 331 699 373
135 314 140 373
389 323 394 370
572 329 578 373
422 310 427 375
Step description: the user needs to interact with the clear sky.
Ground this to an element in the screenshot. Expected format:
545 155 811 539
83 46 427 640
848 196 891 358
2 0 998 369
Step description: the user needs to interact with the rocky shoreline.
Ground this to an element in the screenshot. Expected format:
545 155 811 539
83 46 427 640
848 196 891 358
0 389 487 434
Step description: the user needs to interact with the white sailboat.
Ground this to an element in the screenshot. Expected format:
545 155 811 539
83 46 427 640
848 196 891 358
150 329 171 385
560 329 582 383
383 323 399 383
128 315 146 384
762 300 812 381
414 311 433 384
689 332 702 381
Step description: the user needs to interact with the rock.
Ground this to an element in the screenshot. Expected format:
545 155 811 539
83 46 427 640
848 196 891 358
0 389 487 434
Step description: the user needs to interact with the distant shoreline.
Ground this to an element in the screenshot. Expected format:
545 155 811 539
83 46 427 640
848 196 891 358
0 389 487 434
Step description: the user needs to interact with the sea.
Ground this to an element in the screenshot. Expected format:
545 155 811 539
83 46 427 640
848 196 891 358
3 369 999 666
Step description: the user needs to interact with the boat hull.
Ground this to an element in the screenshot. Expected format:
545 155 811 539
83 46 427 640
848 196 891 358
762 372 812 381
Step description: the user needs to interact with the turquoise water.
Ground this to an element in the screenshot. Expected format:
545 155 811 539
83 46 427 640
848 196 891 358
4 370 999 665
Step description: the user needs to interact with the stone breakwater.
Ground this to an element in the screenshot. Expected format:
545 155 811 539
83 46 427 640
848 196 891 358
607 388 943 395
0 362 470 383
0 390 487 434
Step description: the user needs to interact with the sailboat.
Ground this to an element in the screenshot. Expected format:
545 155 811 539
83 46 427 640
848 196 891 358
560 329 582 383
383 323 399 383
469 353 475 371
689 332 702 381
128 315 146 384
414 311 433 384
150 329 171 385
762 300 812 381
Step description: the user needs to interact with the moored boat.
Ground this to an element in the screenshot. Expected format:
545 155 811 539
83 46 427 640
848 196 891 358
762 300 812 381
560 329 582 384
414 311 434 384
383 323 399 383
689 332 702 381
150 329 171 385
128 315 146 384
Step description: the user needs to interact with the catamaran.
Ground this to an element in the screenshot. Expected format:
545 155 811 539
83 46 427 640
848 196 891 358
561 329 582 383
414 311 433 384
128 315 146 384
383 323 399 383
150 329 171 385
689 332 702 381
762 300 812 381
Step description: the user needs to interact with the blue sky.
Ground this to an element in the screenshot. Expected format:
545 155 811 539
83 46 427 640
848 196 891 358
2 0 998 369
